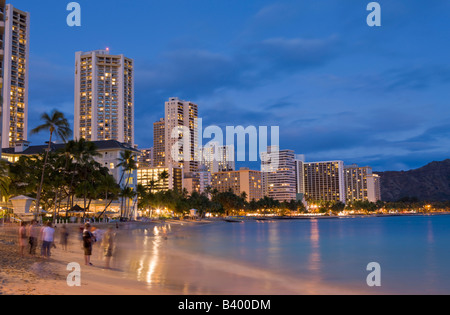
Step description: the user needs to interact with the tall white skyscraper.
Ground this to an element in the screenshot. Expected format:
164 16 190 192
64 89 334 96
295 154 305 199
367 173 381 203
0 0 5 153
74 49 134 145
1 4 29 149
261 146 298 202
164 97 199 173
201 141 235 173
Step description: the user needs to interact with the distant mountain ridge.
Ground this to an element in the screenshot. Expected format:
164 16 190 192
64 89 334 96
375 159 450 202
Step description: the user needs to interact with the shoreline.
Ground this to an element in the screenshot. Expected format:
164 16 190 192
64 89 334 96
215 211 450 221
0 214 446 295
0 220 205 295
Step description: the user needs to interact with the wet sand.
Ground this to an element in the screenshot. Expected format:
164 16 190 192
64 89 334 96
0 220 217 295
0 220 371 295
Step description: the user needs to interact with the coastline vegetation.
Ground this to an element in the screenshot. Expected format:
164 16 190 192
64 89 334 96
1 111 449 222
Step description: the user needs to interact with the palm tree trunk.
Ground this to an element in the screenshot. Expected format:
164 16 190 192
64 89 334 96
120 173 128 219
96 191 110 220
35 132 53 221
97 199 113 220
58 188 63 219
118 169 126 218
53 190 58 222
83 193 87 219
104 191 109 218
131 197 139 219
66 159 81 218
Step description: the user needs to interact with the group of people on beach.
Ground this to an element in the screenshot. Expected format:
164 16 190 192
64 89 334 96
18 221 64 259
17 221 116 269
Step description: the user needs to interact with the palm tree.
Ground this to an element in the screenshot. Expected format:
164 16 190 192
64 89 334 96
30 110 72 220
158 170 169 183
120 187 136 219
132 184 147 215
117 150 137 187
96 174 120 220
117 150 137 218
0 160 12 204
45 153 67 221
8 156 40 197
147 179 157 194
64 139 100 212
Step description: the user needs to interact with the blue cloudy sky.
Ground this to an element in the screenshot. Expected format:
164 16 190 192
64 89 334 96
14 0 450 171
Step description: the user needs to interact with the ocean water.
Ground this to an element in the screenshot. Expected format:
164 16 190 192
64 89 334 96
115 215 450 295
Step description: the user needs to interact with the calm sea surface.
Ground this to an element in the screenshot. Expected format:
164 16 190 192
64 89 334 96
115 215 450 294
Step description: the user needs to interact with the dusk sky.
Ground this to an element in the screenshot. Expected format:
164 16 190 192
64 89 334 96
15 0 450 171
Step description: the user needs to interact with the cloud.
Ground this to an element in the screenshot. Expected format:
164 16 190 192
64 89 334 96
136 49 240 99
274 107 450 172
340 64 450 94
250 37 340 71
135 35 341 101
241 2 301 37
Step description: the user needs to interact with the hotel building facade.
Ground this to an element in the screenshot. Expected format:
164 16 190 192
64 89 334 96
184 168 212 196
0 0 5 153
201 142 235 173
164 97 199 173
1 3 29 149
138 147 153 168
137 166 183 193
212 168 263 202
261 146 298 202
74 49 134 146
153 118 165 168
345 164 369 203
301 160 346 204
367 173 381 203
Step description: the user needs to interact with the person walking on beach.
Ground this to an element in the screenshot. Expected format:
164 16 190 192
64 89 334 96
102 227 115 269
27 221 39 255
41 222 55 259
79 224 84 239
60 225 69 251
18 222 27 257
83 223 96 266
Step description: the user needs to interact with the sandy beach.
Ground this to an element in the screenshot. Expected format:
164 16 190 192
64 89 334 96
0 218 385 295
0 221 196 295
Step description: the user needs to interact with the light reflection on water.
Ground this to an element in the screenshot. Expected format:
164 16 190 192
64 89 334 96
308 220 321 277
110 216 450 294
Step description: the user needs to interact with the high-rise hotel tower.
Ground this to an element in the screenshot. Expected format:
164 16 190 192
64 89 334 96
302 160 346 204
261 146 298 202
1 4 30 149
164 97 199 173
75 49 134 145
153 118 165 168
0 0 5 153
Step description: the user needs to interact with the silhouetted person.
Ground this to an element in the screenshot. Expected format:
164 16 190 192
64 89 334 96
60 225 69 251
102 227 115 269
27 220 39 255
18 222 27 257
83 223 96 266
41 222 55 259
